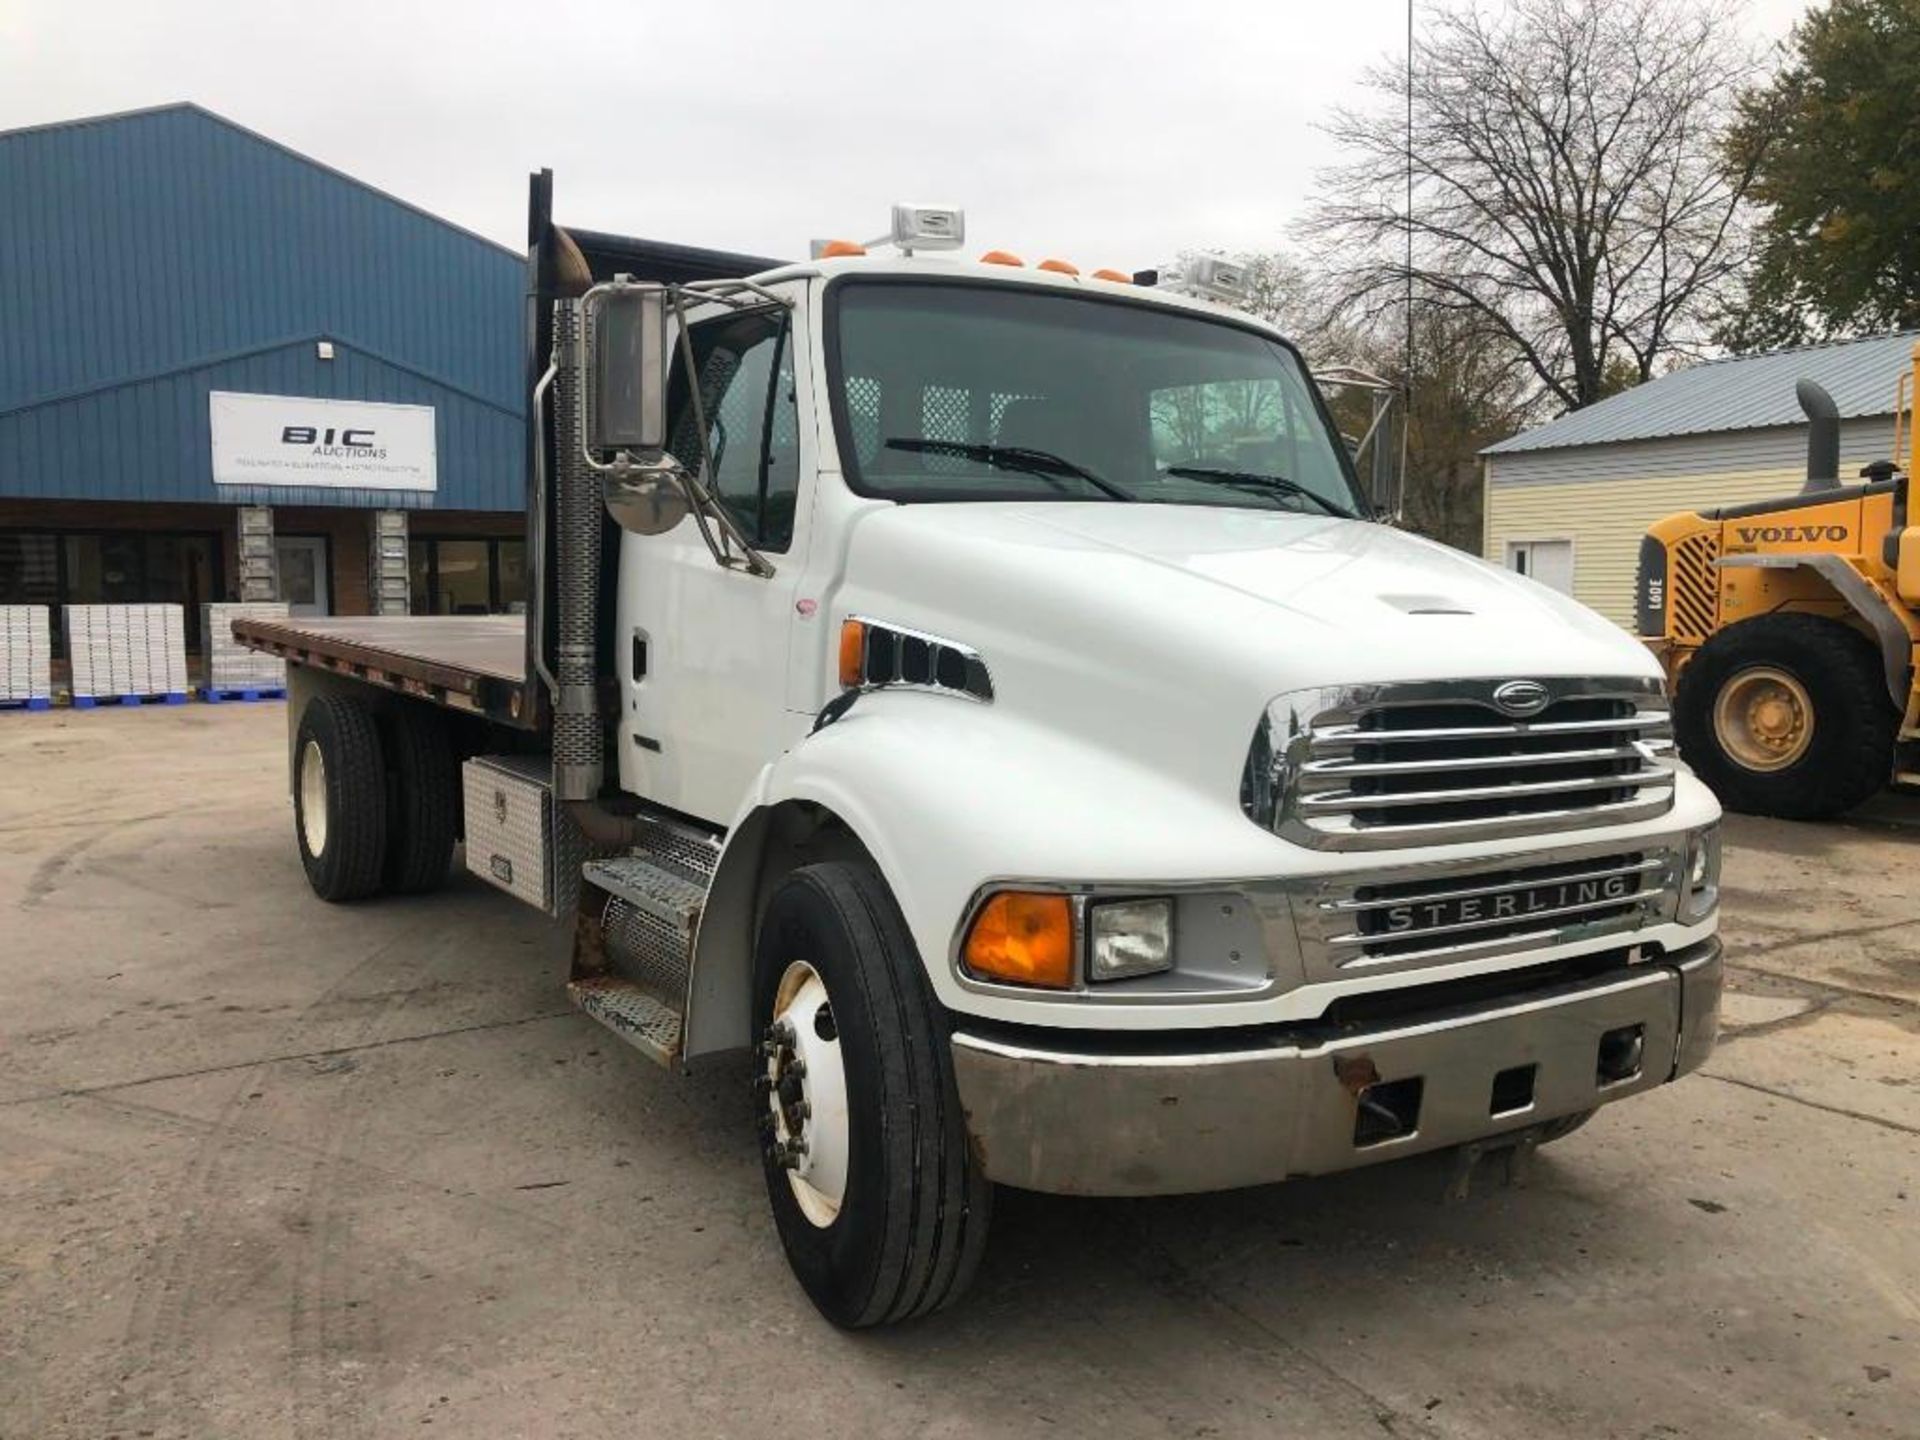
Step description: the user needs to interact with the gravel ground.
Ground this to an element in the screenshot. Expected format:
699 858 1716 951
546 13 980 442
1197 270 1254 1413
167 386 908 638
0 704 1914 1439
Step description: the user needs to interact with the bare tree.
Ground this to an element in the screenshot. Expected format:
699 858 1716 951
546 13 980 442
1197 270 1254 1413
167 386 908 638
1310 0 1759 412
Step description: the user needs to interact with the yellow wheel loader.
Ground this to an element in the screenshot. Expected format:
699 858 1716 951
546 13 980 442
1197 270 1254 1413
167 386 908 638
1638 340 1920 819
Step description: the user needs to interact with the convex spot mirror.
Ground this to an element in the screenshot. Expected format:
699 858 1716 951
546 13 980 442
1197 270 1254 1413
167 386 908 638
602 470 691 536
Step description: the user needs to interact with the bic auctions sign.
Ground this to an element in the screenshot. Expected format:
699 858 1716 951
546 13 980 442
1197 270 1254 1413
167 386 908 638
210 392 437 492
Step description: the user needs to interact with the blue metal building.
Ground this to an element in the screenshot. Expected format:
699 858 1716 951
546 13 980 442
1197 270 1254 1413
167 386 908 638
0 104 526 624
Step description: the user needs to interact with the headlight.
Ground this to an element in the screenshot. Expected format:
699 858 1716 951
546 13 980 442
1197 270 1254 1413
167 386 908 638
1087 898 1174 982
1679 823 1720 922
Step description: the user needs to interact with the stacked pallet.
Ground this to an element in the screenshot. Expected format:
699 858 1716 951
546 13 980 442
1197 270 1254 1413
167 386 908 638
1 605 54 710
64 604 189 706
202 602 289 698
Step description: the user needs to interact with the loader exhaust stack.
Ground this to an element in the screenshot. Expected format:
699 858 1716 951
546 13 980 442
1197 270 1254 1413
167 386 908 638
1797 379 1840 494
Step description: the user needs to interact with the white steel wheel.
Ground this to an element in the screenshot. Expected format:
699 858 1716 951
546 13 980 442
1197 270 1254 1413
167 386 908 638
1713 665 1814 772
752 862 992 1327
763 959 850 1228
298 738 330 856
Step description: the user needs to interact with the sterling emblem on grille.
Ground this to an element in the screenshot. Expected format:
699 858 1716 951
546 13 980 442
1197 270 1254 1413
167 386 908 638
1492 678 1550 716
1379 872 1637 933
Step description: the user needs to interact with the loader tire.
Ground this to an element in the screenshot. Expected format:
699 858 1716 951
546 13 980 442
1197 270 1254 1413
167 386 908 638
294 693 389 902
752 861 993 1328
1674 613 1895 820
383 702 460 894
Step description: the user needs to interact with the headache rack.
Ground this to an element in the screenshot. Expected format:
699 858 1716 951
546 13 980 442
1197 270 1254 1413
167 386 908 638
1244 676 1677 850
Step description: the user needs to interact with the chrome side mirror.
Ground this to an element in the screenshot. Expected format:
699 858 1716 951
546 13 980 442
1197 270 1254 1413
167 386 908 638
589 288 669 454
588 286 689 535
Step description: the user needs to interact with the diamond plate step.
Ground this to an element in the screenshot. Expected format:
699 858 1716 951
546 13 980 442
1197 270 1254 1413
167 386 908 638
584 854 706 933
630 813 723 887
568 975 683 1068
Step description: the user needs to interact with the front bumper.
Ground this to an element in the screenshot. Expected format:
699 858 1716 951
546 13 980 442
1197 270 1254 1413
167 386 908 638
950 937 1721 1196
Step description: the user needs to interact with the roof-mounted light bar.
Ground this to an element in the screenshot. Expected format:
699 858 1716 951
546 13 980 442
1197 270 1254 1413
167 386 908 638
1158 255 1249 305
811 202 966 260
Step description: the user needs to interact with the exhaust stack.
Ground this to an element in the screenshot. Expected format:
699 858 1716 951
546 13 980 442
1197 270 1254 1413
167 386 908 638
549 300 604 805
1797 379 1841 494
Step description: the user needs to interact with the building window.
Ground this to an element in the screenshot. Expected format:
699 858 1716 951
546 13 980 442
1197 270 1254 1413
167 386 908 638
1505 538 1575 596
408 537 526 615
1 529 223 655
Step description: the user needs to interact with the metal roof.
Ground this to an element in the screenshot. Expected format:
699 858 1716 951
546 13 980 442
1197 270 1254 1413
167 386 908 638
1484 330 1920 456
0 104 525 509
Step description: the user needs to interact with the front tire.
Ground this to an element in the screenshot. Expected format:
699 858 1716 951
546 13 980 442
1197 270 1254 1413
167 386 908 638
752 861 992 1327
294 693 389 901
1674 614 1895 819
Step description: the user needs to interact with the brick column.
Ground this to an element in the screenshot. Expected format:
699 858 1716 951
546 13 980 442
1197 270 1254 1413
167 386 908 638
237 506 276 601
369 510 410 615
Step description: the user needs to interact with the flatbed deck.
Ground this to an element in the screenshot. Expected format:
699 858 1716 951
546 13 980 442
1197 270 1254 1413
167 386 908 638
231 615 542 727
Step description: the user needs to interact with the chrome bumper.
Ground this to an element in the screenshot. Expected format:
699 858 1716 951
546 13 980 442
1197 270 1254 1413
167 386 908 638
950 938 1721 1197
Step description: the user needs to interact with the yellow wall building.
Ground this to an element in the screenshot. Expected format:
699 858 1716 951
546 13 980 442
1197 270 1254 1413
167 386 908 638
1482 333 1916 629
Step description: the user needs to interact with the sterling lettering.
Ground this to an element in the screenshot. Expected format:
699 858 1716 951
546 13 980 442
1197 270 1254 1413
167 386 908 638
1382 873 1633 933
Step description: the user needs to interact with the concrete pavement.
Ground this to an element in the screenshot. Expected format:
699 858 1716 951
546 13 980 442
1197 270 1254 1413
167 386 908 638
1 705 1913 1438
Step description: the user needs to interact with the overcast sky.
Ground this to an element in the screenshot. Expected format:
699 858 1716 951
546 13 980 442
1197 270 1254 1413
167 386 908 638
3 0 1812 269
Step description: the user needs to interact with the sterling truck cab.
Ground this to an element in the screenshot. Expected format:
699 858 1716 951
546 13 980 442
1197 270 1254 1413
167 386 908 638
241 179 1724 1327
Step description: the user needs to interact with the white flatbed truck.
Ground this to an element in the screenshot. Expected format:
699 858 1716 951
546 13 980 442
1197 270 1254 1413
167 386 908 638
238 174 1725 1327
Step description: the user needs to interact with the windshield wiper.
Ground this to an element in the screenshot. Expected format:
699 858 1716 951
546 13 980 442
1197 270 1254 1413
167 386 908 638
1163 465 1354 518
885 438 1134 501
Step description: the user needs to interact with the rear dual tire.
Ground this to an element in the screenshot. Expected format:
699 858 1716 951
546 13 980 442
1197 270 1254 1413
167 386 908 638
295 694 389 901
293 694 458 902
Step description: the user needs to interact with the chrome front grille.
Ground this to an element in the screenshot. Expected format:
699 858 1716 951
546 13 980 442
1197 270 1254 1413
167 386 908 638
1244 677 1676 849
1291 839 1684 983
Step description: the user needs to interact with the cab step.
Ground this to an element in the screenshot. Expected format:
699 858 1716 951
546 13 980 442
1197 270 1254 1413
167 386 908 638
569 819 722 1069
566 974 683 1068
584 854 706 935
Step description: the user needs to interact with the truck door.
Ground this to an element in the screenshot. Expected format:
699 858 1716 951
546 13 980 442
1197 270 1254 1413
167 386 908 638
615 293 813 823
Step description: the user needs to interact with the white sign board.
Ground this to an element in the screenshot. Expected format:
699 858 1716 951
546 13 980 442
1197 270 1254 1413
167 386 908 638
210 392 437 492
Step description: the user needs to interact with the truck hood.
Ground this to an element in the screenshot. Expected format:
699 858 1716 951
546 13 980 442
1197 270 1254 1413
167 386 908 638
836 502 1660 800
1019 504 1622 641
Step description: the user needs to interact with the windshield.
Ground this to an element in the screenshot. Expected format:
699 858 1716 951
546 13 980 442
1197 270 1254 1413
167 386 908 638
826 279 1367 517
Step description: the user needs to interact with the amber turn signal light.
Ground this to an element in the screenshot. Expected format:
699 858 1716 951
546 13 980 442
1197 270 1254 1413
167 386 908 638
963 891 1074 988
838 619 867 688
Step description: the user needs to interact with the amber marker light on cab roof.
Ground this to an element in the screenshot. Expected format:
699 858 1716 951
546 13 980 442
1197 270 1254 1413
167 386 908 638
1092 268 1131 283
815 239 868 258
962 891 1074 989
1037 258 1079 275
838 619 867 688
979 250 1024 267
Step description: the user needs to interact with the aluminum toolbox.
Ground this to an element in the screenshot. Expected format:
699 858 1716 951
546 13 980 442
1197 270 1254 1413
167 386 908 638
464 755 556 910
461 755 602 915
